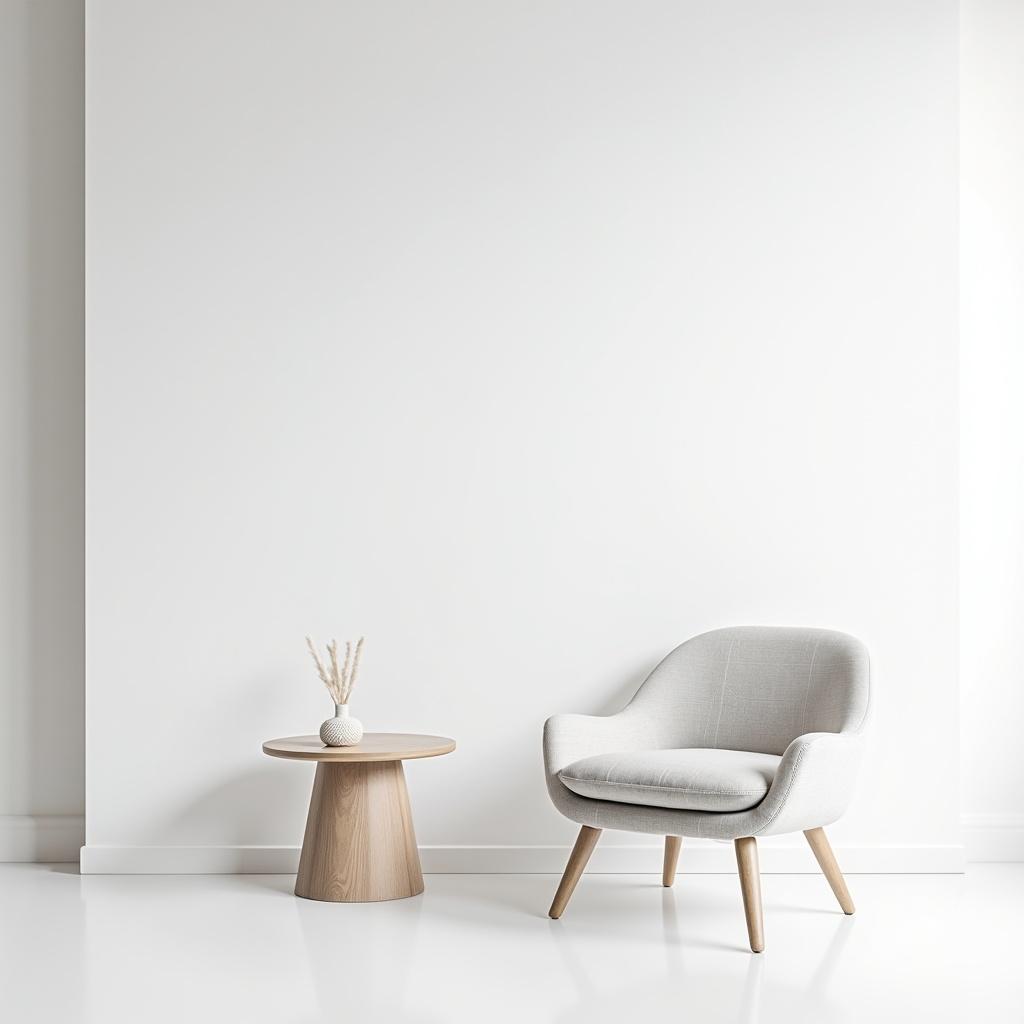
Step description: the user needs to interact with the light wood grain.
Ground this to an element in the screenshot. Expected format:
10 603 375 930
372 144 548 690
548 826 602 919
263 733 456 763
295 761 423 902
663 835 682 887
804 826 855 914
734 836 765 953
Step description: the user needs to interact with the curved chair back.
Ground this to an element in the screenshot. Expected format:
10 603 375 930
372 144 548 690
626 626 870 755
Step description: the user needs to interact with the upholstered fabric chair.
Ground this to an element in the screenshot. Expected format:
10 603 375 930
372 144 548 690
543 626 870 951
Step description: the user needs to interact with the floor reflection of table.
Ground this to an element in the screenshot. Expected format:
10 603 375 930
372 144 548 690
262 733 456 902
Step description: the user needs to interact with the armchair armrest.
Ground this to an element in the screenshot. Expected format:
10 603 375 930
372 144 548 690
752 730 867 837
543 711 659 822
543 712 657 776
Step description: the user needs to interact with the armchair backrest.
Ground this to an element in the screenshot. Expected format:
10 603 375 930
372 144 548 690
627 627 870 756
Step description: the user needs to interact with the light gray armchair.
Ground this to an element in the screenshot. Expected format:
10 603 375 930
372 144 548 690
543 626 871 951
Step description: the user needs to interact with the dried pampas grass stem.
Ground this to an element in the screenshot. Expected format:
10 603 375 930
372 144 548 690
306 634 365 706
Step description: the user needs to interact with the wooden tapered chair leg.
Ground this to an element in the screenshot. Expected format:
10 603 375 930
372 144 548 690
734 836 765 953
663 836 682 887
804 826 855 914
548 825 602 919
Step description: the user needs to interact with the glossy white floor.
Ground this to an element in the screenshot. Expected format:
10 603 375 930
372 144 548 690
1 864 1019 1023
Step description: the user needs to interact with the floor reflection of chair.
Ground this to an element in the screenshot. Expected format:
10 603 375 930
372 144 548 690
550 899 854 1024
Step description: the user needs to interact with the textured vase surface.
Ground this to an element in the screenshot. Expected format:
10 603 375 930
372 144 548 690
320 704 364 746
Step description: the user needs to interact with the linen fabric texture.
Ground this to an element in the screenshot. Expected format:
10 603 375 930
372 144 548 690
558 748 781 812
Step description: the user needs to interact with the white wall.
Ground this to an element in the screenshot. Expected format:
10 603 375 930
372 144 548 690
84 0 961 872
960 0 1024 861
0 0 84 861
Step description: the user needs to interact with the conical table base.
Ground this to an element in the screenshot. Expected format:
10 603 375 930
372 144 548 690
296 761 423 902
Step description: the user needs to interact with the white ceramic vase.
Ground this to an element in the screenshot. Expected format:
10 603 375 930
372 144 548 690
319 703 364 747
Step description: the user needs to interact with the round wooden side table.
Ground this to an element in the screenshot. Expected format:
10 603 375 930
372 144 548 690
262 733 455 903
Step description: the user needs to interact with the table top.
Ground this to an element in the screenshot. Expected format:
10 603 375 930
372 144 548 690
262 733 456 763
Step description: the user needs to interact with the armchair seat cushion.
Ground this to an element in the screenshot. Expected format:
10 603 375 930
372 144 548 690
558 748 781 813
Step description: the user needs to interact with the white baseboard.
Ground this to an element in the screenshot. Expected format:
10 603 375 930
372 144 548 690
0 815 84 862
10 820 1009 871
80 841 966 875
962 814 1024 862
